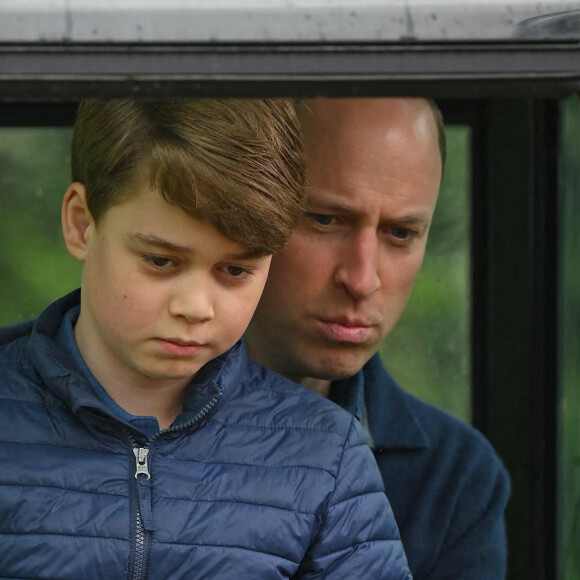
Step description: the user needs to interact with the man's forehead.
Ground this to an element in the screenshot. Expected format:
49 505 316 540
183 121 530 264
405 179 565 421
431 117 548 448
303 98 432 133
302 98 441 168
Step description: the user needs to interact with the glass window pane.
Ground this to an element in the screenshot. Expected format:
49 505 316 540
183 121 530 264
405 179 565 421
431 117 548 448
2 123 472 424
0 127 80 326
380 125 471 423
559 94 580 580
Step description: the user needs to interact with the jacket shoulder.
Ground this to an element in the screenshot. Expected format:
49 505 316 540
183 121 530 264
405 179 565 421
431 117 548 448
365 354 503 464
365 357 510 579
232 358 358 437
0 320 34 373
399 385 505 471
0 319 51 406
0 319 34 348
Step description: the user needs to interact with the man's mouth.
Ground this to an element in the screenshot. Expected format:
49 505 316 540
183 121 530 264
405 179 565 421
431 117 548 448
315 318 373 343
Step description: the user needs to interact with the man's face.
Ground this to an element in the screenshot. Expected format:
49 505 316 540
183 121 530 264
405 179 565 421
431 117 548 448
246 98 442 383
72 184 271 391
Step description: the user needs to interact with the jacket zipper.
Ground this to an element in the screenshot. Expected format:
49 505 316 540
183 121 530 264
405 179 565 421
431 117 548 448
134 448 150 479
127 388 221 579
128 441 154 580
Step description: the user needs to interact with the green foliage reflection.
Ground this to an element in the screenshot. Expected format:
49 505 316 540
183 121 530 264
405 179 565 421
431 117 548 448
559 94 580 580
0 125 471 426
380 126 471 423
0 128 80 324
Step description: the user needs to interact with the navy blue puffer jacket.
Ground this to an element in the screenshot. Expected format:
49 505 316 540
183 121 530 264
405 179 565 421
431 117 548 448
0 293 412 579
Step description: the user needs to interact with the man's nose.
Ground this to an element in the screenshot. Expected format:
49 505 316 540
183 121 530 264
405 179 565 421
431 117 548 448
169 278 215 323
334 231 381 299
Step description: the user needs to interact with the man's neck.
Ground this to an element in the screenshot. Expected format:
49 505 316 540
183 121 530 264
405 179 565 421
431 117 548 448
300 376 332 398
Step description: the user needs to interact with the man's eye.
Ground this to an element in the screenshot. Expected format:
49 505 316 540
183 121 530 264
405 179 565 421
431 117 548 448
389 227 420 243
308 213 334 226
391 227 411 240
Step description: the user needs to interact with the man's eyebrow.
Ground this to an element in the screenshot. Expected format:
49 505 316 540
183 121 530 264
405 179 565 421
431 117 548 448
127 232 267 261
305 198 355 214
390 214 432 226
307 198 431 227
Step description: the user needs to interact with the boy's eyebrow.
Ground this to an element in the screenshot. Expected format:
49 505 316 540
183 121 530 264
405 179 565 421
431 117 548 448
128 233 190 254
127 232 267 260
224 248 269 260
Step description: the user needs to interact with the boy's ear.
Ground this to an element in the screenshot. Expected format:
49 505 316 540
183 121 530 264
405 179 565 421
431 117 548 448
62 182 95 261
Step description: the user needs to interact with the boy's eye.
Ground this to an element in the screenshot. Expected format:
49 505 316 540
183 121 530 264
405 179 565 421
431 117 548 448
143 255 173 269
225 265 250 277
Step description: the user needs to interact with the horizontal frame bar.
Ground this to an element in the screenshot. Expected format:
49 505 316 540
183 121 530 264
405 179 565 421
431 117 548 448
1 42 579 100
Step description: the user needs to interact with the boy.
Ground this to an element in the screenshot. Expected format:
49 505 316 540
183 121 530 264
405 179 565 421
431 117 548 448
0 99 411 579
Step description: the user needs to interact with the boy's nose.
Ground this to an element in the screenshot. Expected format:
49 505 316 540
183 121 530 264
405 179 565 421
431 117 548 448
169 284 214 323
334 231 381 299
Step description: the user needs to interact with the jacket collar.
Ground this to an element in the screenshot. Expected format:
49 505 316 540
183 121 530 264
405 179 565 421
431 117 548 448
331 353 429 450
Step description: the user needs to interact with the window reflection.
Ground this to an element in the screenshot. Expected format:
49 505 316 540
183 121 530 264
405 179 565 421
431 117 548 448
380 126 471 422
559 94 580 580
0 127 79 325
2 123 471 422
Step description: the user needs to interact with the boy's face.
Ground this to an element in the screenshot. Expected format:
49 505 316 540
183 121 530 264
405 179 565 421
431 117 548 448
67 183 271 391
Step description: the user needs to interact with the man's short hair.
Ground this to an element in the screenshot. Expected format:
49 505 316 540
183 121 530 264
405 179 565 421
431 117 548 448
71 99 305 254
427 98 447 168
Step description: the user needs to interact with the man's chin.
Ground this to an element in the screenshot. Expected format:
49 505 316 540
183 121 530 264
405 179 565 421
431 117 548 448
299 351 373 382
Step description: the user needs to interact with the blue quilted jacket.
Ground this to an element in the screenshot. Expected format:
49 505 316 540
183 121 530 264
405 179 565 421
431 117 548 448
0 293 412 580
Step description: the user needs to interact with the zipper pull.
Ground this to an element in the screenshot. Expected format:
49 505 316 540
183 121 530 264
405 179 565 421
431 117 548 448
133 447 151 479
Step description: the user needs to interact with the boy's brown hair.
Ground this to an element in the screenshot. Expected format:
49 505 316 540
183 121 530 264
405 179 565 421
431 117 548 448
71 98 305 254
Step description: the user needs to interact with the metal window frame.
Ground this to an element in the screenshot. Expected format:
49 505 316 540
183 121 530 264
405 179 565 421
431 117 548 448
0 41 579 102
466 98 560 579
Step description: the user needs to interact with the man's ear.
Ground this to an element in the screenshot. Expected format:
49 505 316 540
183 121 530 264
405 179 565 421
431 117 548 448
61 182 95 261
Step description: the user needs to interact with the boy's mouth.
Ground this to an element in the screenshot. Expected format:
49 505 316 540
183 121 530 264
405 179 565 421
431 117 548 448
156 338 204 356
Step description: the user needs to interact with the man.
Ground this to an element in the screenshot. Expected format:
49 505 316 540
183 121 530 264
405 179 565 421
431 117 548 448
246 97 510 579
